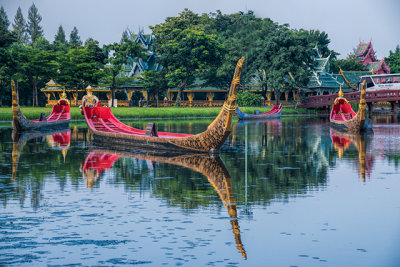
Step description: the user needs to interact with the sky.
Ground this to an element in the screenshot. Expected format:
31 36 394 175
1 0 399 59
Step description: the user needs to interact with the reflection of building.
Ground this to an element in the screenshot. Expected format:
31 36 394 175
81 149 247 259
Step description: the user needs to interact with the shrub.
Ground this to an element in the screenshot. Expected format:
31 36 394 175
237 91 262 106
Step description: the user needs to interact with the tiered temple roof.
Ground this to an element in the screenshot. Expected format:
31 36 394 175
307 46 344 93
354 41 390 74
118 29 162 80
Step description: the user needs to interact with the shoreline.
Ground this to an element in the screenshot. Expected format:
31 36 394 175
0 106 318 121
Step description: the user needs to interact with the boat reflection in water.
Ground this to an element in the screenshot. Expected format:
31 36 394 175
82 147 247 259
12 128 71 181
330 128 374 182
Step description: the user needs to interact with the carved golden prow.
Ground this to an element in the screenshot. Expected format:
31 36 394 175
359 80 367 122
11 80 26 130
169 57 245 153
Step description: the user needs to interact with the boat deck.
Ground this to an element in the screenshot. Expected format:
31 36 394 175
86 108 192 139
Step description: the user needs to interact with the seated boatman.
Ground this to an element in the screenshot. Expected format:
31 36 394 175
82 85 99 107
80 85 99 114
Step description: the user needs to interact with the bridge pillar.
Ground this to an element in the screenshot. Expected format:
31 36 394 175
367 102 374 115
391 101 398 115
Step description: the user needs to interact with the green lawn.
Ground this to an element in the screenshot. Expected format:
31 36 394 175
0 106 316 121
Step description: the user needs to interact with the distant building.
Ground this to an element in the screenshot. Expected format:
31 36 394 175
118 29 162 79
306 46 344 95
354 41 390 74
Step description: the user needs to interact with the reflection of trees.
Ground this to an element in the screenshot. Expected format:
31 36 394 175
0 128 87 209
2 117 399 213
225 118 331 206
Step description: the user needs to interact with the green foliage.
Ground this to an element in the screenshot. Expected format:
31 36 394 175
295 29 338 59
0 6 10 34
57 42 105 89
330 55 366 73
350 101 359 113
139 70 168 106
27 3 43 45
0 7 15 106
152 9 222 106
54 25 67 51
69 26 82 48
386 45 400 73
12 7 28 44
237 91 261 106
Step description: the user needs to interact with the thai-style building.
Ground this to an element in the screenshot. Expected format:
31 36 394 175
40 80 111 107
306 46 345 95
354 41 390 74
305 45 374 95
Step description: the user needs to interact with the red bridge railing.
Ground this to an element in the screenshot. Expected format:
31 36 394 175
299 89 400 108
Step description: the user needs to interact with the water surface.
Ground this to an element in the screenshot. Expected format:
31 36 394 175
0 117 399 266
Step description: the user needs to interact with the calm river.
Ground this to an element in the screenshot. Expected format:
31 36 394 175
0 116 399 266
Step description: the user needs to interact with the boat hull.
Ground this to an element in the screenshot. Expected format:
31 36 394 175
86 104 233 154
236 106 282 120
11 80 70 132
13 108 69 131
330 109 373 133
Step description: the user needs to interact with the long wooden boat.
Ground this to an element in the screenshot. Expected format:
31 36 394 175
11 128 71 181
82 147 246 259
236 105 282 120
11 80 70 131
330 81 373 133
82 57 245 154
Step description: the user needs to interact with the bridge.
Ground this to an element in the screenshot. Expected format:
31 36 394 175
298 89 400 113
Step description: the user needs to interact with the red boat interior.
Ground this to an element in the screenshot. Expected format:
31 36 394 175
260 105 282 115
330 99 356 121
31 101 70 122
84 106 193 138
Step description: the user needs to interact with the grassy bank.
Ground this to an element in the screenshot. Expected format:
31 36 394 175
0 106 317 121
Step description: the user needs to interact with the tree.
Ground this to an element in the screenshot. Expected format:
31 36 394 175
27 3 43 45
69 26 82 48
55 25 66 44
248 25 314 104
0 6 9 33
103 38 145 106
57 40 105 99
12 6 28 44
139 70 168 107
295 29 338 59
22 41 58 106
0 6 15 106
330 55 367 73
386 45 400 73
152 9 222 106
